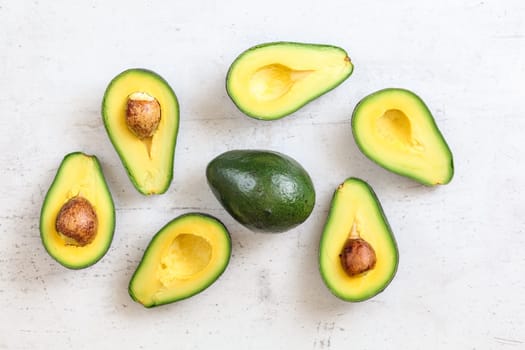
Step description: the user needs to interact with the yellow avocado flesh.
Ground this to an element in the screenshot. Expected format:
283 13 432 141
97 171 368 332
319 178 398 301
102 69 179 194
129 214 231 307
40 153 115 269
352 88 453 185
227 42 353 120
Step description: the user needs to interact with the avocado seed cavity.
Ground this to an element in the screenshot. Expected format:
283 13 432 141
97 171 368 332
55 196 98 246
157 234 212 286
249 64 313 102
126 92 161 139
339 238 376 276
376 109 424 151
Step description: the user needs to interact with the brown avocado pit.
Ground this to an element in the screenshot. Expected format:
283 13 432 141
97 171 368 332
339 238 376 276
55 196 98 246
125 92 161 139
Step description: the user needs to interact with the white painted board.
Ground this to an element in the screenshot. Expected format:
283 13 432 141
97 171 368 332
1 0 524 348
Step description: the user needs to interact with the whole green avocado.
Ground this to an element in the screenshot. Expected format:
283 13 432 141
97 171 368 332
206 150 315 233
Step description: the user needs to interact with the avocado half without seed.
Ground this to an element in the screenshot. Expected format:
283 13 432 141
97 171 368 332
102 68 180 195
226 42 354 120
40 152 115 269
319 178 398 302
129 213 231 308
352 88 454 185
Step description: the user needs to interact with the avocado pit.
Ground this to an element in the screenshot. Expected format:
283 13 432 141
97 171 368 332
339 238 376 276
55 196 98 246
126 92 161 139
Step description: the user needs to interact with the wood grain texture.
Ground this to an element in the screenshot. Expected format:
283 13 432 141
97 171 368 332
1 0 524 348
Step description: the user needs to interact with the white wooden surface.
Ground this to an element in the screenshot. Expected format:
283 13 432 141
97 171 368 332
1 1 524 348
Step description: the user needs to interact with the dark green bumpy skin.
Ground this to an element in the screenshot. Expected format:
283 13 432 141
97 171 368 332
206 150 315 233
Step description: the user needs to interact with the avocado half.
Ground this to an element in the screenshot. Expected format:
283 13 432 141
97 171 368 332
40 152 115 269
129 213 231 308
226 42 354 120
102 68 180 195
206 149 315 233
352 88 454 185
319 178 398 302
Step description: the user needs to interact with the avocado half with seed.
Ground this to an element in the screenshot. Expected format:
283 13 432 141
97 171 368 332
40 152 115 269
319 178 398 301
226 42 354 120
352 88 454 185
102 68 179 195
129 213 231 308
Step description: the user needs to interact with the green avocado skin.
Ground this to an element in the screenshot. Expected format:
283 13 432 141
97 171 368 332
206 150 315 233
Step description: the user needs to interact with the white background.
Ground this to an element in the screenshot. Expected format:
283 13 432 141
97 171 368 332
1 0 524 348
